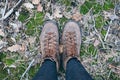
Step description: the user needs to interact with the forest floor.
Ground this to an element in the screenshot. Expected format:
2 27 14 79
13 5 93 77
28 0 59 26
0 0 120 80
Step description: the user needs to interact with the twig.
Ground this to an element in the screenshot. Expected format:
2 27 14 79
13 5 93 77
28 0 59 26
13 0 22 8
109 64 120 71
104 25 110 41
104 20 113 41
2 0 8 18
107 70 112 80
3 8 14 20
20 59 35 80
0 0 22 20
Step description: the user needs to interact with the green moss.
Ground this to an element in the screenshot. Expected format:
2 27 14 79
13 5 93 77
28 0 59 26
92 60 98 65
25 12 44 35
88 44 94 54
59 17 68 25
0 53 26 79
65 0 71 6
101 29 107 37
80 1 95 14
95 15 104 29
0 52 6 62
18 9 29 22
34 12 44 25
80 0 114 15
59 17 68 30
8 63 26 80
66 7 72 12
59 0 71 6
0 64 8 79
80 44 86 56
4 59 15 66
107 57 114 63
93 4 102 14
80 44 97 57
15 34 21 42
26 18 35 35
88 44 97 56
103 0 114 10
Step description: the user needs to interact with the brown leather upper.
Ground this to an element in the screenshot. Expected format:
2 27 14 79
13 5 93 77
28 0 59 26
62 21 81 70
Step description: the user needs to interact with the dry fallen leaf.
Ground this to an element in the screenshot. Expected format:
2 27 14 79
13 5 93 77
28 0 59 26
37 3 43 12
28 37 36 44
32 0 40 5
103 11 119 20
20 43 27 52
63 12 72 19
0 40 7 49
53 7 63 18
72 12 82 21
0 29 5 37
23 3 34 9
7 44 21 52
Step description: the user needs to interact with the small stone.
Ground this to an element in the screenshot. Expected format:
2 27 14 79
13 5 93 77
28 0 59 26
94 39 100 47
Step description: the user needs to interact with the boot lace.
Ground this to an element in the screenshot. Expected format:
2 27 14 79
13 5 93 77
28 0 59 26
64 31 77 56
43 32 58 58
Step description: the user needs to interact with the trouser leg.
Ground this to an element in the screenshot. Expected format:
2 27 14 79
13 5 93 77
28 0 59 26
33 59 58 80
66 58 93 80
